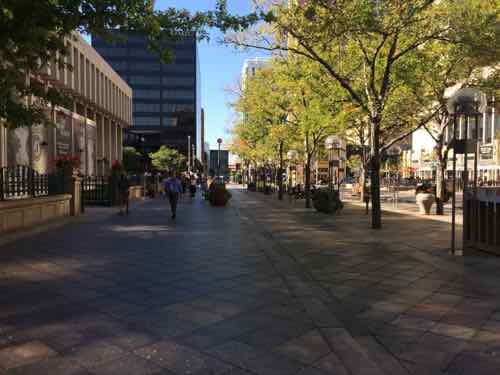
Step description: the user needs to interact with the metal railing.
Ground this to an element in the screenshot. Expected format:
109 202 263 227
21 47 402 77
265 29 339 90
0 165 59 201
81 175 112 206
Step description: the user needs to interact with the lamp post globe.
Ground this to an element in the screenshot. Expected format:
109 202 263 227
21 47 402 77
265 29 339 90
446 87 486 255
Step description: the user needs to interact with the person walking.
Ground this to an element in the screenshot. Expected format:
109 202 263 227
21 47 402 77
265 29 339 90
189 176 197 199
117 171 130 215
164 171 182 219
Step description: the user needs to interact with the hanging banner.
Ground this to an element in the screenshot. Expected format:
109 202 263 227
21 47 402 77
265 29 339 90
56 111 72 157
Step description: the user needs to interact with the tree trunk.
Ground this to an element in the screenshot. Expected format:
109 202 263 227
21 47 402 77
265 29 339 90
278 142 284 200
359 164 366 203
435 155 447 215
370 118 382 229
305 157 311 208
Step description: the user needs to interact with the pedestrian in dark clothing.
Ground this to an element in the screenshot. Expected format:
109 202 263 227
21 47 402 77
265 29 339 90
164 171 182 219
117 172 129 215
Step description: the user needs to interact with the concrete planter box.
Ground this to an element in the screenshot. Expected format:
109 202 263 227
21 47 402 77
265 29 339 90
0 194 72 234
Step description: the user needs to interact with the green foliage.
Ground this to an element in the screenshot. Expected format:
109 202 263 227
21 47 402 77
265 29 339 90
228 0 499 227
149 146 186 172
313 189 343 214
122 147 142 174
0 0 259 129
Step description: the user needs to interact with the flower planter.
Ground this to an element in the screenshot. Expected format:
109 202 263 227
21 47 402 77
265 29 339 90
416 193 435 214
313 189 343 214
209 182 232 206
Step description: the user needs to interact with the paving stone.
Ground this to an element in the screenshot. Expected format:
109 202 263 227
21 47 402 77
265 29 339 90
135 339 232 374
205 340 264 368
0 341 57 370
66 340 126 368
8 356 85 375
430 322 477 340
87 354 163 375
273 330 331 365
313 352 350 375
243 352 304 375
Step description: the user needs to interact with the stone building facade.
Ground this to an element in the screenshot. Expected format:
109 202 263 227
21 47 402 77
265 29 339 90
0 33 132 176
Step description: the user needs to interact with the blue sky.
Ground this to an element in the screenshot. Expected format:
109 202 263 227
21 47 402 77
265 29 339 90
156 0 263 150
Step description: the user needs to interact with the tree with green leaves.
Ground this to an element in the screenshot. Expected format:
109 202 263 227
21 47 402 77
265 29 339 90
226 0 499 228
231 60 298 200
122 146 142 174
149 146 186 173
0 0 258 129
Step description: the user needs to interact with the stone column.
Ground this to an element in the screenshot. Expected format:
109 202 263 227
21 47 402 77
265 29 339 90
96 113 103 176
60 168 82 216
110 121 116 163
0 123 6 168
103 117 111 174
117 125 123 163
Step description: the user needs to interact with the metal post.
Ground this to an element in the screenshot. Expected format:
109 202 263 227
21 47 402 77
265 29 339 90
463 116 469 247
187 135 191 173
217 143 221 178
473 113 479 241
451 113 457 255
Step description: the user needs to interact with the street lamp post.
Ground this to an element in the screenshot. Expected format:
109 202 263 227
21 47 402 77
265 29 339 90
325 135 339 193
387 146 402 208
187 135 191 173
447 87 486 255
217 138 222 180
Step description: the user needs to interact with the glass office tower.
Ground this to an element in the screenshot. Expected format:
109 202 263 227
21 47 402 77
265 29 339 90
92 33 200 162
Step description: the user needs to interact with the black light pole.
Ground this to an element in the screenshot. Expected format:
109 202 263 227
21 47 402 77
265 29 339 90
217 138 222 180
325 135 339 193
447 88 486 255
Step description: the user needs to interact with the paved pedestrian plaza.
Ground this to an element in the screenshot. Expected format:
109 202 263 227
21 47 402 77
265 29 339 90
1 188 500 375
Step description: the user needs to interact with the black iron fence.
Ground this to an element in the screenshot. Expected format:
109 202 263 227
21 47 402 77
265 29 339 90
81 175 113 206
0 165 64 201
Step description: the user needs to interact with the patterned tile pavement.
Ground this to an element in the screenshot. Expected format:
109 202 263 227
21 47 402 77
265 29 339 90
0 187 499 375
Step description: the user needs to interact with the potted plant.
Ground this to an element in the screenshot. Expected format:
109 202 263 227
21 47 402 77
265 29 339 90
208 180 232 206
415 182 435 214
313 188 343 214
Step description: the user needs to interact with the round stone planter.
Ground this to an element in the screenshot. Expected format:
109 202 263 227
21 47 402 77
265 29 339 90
416 193 435 214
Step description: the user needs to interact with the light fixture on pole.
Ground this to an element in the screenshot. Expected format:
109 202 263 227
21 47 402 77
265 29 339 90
325 135 339 192
386 146 402 207
447 87 487 255
217 138 222 180
187 135 191 173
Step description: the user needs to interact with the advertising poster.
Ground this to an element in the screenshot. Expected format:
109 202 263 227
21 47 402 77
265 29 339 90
56 112 72 157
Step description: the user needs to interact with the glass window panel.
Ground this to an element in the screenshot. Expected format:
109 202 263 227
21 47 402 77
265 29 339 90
162 64 194 73
128 75 161 85
162 103 195 112
162 89 194 99
485 112 492 143
494 111 500 140
163 117 178 127
128 48 159 58
162 76 195 86
134 116 160 126
133 103 161 112
129 62 160 71
133 89 160 99
97 48 127 57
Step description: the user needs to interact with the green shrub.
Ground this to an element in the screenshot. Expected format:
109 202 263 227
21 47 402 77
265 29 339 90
313 188 343 214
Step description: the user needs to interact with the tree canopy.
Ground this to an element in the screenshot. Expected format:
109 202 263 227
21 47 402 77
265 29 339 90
0 0 258 129
149 146 186 173
227 0 500 228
